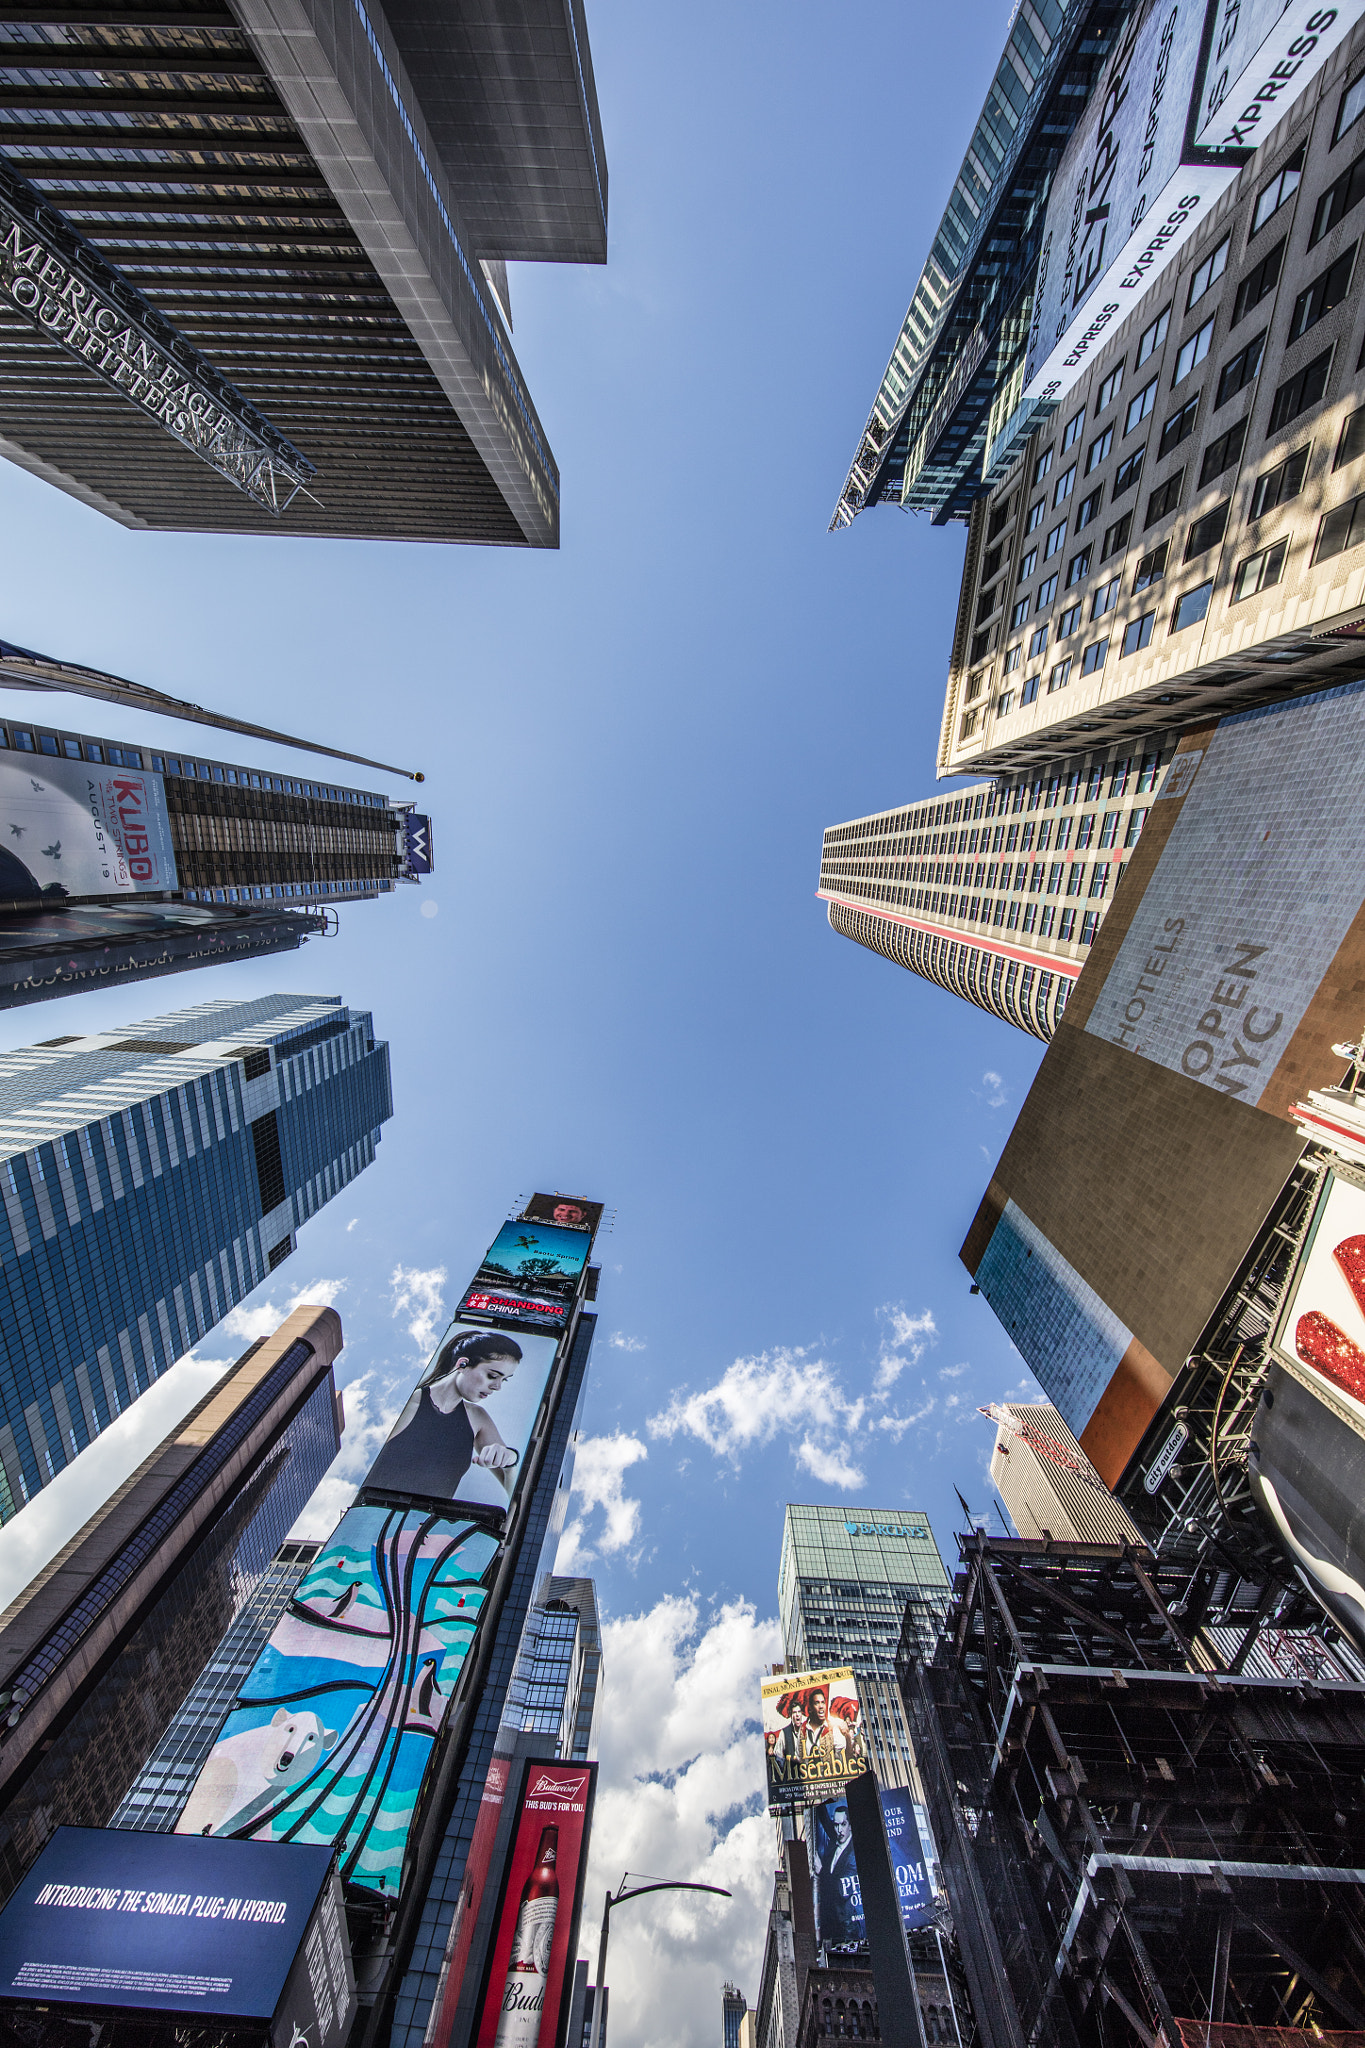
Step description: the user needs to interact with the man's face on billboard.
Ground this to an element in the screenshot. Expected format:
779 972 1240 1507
810 1690 829 1724
553 1202 584 1226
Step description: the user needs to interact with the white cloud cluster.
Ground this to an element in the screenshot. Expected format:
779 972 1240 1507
556 1432 648 1571
220 1275 345 1345
289 1368 406 1541
648 1346 865 1471
874 1306 936 1393
982 1069 1008 1109
608 1333 646 1353
390 1264 447 1357
580 1595 783 2048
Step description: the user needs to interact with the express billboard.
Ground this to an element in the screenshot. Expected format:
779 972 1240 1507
364 1320 560 1518
761 1667 868 1809
810 1787 934 1946
176 1505 498 1897
0 1827 353 2048
472 1759 596 2048
0 754 176 899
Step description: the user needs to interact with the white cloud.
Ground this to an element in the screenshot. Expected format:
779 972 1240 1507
579 1595 782 2048
220 1275 345 1345
346 1217 359 1233
939 1362 969 1380
874 1306 936 1394
982 1069 1008 1109
609 1333 646 1353
289 1368 404 1542
796 1437 865 1489
648 1347 865 1462
555 1432 647 1572
390 1264 446 1357
874 1397 936 1442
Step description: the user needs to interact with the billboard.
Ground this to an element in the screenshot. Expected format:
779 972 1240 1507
761 1667 868 1808
963 681 1365 1485
460 1223 591 1335
0 1827 352 2048
519 1193 604 1242
1271 1171 1365 1409
403 814 434 874
0 754 176 898
424 1753 514 2048
364 1320 560 1516
176 1505 498 1897
1017 0 1362 418
810 1788 933 1947
473 1758 596 2048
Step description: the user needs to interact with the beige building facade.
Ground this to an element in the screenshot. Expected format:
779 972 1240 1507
987 1403 1141 1543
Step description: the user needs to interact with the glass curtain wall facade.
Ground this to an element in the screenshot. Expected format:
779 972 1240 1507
111 1537 323 1832
0 992 390 1513
503 1577 602 1762
778 1505 951 1792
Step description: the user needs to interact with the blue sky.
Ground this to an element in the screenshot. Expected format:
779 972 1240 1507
0 1 1048 2038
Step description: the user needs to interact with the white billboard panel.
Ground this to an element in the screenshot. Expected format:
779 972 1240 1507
0 755 177 897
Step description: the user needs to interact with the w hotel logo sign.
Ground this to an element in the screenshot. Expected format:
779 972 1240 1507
403 815 434 875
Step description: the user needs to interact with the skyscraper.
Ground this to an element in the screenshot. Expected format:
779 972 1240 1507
0 1303 342 1895
778 1505 950 1794
0 991 391 1513
502 1576 603 1762
722 1983 747 2048
110 1536 323 1833
0 0 607 543
985 1404 1140 1544
819 744 1174 1038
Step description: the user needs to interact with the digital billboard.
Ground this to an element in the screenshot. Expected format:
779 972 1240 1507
424 1753 514 2048
519 1193 604 1241
473 1759 596 2048
963 680 1365 1487
364 1321 560 1516
176 1505 498 1897
472 1224 590 1303
0 1827 352 2048
761 1667 868 1809
0 754 176 898
809 1787 933 1947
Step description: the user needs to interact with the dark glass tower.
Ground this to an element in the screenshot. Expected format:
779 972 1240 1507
0 991 391 1513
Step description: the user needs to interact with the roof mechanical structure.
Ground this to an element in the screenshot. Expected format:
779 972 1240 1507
832 0 1131 531
0 0 606 543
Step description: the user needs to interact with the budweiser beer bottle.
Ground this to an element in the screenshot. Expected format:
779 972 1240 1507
493 1825 559 2048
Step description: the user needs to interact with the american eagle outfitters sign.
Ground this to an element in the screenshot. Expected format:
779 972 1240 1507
0 167 316 516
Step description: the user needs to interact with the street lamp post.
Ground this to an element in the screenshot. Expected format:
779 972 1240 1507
586 1874 731 2048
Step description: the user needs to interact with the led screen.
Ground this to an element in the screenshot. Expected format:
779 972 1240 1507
0 1827 341 2028
761 1666 868 1809
0 755 176 898
519 1194 603 1241
810 1789 934 1945
364 1320 560 1515
176 1505 498 1897
473 1759 595 2048
472 1224 589 1302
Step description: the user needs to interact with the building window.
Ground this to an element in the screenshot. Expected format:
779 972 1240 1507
1232 240 1285 325
1011 596 1030 628
1080 637 1108 675
1098 360 1125 409
1334 70 1365 144
1057 600 1082 636
1036 572 1058 608
1062 407 1085 450
1268 348 1333 433
1028 624 1049 657
1040 904 1057 937
1174 316 1215 384
1099 812 1120 848
1125 378 1158 434
1021 674 1040 705
1034 446 1054 485
1134 540 1169 589
1086 426 1114 473
1136 306 1170 367
1216 330 1266 408
1146 470 1184 525
996 690 1016 718
1232 537 1289 599
1337 408 1365 470
1121 611 1156 655
1017 547 1038 583
1081 911 1101 945
1138 754 1160 792
1125 808 1147 845
1158 395 1200 460
1066 547 1092 587
1188 234 1231 303
1045 520 1067 559
1053 464 1077 506
1027 497 1045 531
1022 903 1039 932
1113 446 1146 498
1101 511 1132 562
1198 418 1249 490
1289 245 1358 342
1076 487 1103 530
1185 500 1232 561
1091 575 1121 620
1048 656 1073 692
1313 492 1365 564
1250 445 1310 516
1310 146 1365 246
1251 152 1302 237
1172 580 1214 630
1059 908 1077 942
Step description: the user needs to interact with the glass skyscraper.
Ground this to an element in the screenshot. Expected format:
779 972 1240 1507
0 991 391 1515
778 1504 950 1791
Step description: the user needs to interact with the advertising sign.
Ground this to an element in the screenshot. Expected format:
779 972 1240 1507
472 1224 590 1304
403 814 434 875
0 754 176 898
473 1759 596 2048
424 1753 514 2048
364 1321 560 1516
0 1827 352 2047
1272 1171 1365 1416
519 1193 604 1241
761 1667 868 1808
810 1788 933 1947
177 1505 498 1897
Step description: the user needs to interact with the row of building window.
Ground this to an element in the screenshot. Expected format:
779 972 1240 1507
0 722 386 807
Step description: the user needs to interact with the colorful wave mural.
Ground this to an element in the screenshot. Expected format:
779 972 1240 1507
177 1504 497 1895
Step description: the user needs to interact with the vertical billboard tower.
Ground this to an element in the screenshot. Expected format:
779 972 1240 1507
173 1194 604 2046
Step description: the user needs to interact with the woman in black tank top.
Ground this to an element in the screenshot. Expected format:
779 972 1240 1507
366 1327 523 1501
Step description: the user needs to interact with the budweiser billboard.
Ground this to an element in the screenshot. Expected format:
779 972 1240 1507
473 1759 596 2048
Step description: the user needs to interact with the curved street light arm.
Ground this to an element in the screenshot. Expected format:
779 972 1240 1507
588 1878 732 2048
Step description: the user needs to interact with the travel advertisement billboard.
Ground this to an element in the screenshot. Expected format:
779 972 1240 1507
364 1320 560 1517
519 1192 604 1241
460 1222 591 1335
0 754 176 899
810 1787 934 1946
761 1667 868 1808
176 1505 498 1897
0 1827 352 2048
473 1758 596 2048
